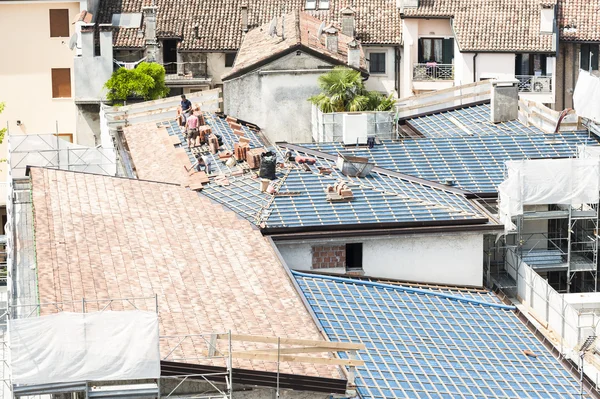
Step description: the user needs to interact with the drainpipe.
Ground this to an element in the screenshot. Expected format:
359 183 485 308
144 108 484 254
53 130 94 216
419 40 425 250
395 45 401 93
472 52 479 82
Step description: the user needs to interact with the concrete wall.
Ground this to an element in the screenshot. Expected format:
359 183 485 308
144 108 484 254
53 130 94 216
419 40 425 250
74 28 113 103
224 51 333 143
0 1 80 137
277 231 485 287
76 104 101 146
363 46 397 95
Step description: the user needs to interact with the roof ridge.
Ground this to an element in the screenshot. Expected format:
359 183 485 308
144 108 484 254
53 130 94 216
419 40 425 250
291 270 516 310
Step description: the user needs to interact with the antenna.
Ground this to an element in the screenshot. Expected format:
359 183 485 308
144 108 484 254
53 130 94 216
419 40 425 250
317 21 326 37
268 17 277 37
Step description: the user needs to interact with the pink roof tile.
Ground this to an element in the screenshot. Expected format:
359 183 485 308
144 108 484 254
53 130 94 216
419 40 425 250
558 0 600 42
30 167 342 378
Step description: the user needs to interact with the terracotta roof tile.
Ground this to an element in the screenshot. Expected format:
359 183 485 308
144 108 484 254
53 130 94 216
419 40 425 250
225 11 367 79
558 0 600 42
30 166 342 378
97 0 401 50
403 0 556 52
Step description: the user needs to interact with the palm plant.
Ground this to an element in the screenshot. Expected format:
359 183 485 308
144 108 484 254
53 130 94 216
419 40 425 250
308 67 396 113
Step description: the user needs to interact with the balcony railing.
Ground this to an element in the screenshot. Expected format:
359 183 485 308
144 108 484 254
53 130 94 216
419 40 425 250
161 62 208 80
413 63 454 81
516 75 553 93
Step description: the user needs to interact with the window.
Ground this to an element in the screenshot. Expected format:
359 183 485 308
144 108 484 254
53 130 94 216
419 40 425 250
51 68 71 98
580 44 600 72
345 243 363 270
369 52 386 74
418 38 454 64
305 0 328 10
49 9 69 37
54 133 73 143
225 53 236 68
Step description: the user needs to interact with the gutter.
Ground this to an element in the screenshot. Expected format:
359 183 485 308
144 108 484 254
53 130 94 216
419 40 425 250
268 222 504 241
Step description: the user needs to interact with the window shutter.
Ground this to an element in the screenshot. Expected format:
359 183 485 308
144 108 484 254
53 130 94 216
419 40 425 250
442 38 454 65
51 69 71 98
49 9 69 37
581 44 590 71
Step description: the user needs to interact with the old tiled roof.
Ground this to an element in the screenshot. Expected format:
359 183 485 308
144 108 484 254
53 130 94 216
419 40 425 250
97 0 401 50
30 166 342 378
402 0 556 52
224 11 367 80
558 0 600 42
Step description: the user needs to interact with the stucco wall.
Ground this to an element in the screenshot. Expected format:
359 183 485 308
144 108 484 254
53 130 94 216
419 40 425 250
223 51 333 143
207 52 233 84
454 52 516 84
277 231 485 287
364 46 397 95
0 1 80 137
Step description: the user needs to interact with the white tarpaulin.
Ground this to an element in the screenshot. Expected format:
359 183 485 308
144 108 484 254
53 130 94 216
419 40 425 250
579 145 600 159
498 158 600 233
9 311 160 385
573 70 600 124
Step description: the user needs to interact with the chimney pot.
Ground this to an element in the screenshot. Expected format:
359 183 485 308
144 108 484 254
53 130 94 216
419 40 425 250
324 26 338 54
241 4 249 32
340 7 355 37
347 39 360 69
490 79 519 123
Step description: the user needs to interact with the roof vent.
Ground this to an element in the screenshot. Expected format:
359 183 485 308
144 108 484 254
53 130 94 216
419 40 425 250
336 154 374 178
443 178 457 186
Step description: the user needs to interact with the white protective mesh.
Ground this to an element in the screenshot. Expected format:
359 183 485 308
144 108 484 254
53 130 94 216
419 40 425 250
498 158 600 233
9 311 160 385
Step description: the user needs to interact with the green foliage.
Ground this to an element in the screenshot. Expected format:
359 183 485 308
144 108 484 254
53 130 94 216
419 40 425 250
0 102 6 144
104 62 169 103
308 67 396 113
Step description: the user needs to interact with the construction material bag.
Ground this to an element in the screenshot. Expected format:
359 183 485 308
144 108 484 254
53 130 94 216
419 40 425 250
259 151 277 180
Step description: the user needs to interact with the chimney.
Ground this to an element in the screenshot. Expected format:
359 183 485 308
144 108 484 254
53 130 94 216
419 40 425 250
347 39 360 69
540 5 555 34
340 7 355 37
80 23 95 58
241 4 248 32
98 24 113 60
324 26 338 54
142 6 158 62
490 79 519 123
397 0 419 9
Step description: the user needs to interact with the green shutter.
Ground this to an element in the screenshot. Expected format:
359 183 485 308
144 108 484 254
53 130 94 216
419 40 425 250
442 38 454 65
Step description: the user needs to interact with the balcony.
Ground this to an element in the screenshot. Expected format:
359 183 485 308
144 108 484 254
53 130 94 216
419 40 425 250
161 62 210 85
516 75 553 93
413 63 454 81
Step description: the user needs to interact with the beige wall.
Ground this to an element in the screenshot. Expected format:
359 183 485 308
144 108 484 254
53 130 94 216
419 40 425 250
0 1 80 138
207 52 233 85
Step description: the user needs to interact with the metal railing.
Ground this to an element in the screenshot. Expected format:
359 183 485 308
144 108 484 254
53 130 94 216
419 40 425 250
161 62 208 79
413 63 454 81
516 75 553 93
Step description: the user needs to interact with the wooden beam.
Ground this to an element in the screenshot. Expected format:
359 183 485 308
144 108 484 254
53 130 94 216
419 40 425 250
223 351 365 367
228 346 344 355
216 334 365 350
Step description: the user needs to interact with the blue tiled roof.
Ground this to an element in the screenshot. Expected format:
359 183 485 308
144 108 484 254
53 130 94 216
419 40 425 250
202 153 490 230
293 271 590 399
405 104 546 138
160 113 268 170
307 131 598 193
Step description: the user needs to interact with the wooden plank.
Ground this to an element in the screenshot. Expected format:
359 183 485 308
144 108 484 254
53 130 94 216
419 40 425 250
398 91 491 113
228 346 341 355
224 351 365 367
216 333 365 350
116 88 222 112
397 80 487 103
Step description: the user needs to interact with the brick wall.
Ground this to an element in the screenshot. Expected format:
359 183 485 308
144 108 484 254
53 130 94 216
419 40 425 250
312 245 346 269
